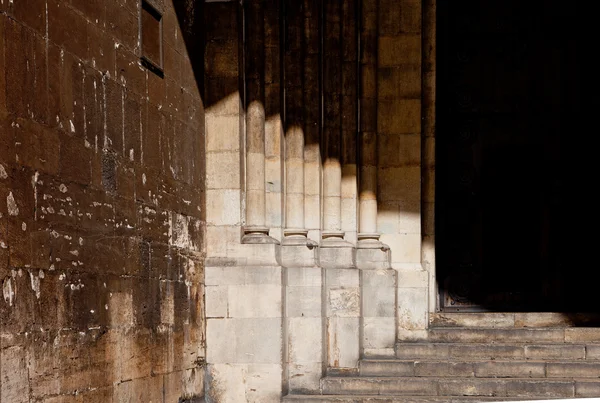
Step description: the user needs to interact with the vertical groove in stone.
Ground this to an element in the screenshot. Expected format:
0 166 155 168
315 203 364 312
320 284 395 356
245 0 267 230
358 0 379 235
284 0 306 232
322 0 343 234
264 0 284 238
303 0 322 239
341 0 359 242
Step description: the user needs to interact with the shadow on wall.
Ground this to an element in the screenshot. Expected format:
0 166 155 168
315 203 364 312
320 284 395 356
436 0 591 315
178 1 593 317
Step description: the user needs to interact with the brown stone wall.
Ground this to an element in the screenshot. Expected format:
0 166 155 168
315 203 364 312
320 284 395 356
0 0 206 401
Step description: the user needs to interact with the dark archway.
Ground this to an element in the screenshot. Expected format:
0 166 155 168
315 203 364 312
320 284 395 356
436 0 585 312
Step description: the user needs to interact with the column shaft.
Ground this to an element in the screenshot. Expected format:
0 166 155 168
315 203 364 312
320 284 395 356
322 0 343 239
303 0 322 242
284 0 306 235
358 0 379 239
244 0 273 242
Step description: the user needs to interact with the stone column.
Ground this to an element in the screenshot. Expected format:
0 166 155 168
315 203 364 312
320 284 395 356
283 0 309 247
243 0 277 244
341 0 359 245
303 0 322 245
356 0 391 269
322 0 360 376
321 0 354 270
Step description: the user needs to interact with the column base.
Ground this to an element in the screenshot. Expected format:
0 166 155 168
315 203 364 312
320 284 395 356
320 231 355 269
242 226 279 244
281 229 318 267
356 233 391 269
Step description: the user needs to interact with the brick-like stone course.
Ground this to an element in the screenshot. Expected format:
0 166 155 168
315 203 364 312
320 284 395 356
1 1 205 401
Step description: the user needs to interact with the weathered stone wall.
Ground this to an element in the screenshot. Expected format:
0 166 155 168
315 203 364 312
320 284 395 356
0 0 206 401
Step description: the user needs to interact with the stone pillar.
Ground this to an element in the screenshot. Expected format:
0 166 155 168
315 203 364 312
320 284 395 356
303 0 322 245
356 0 391 270
322 0 359 376
321 0 354 270
280 0 317 270
264 0 284 242
378 0 428 341
283 3 323 392
422 0 437 313
283 0 309 248
341 0 359 245
243 0 277 244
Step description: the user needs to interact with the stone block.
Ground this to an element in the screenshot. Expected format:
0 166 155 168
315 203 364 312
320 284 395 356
327 287 360 318
397 269 428 288
288 317 323 363
587 345 600 360
205 363 246 402
206 285 228 318
377 99 421 135
396 343 450 359
234 318 282 364
287 286 322 318
231 243 280 266
363 317 396 350
525 345 585 360
382 233 422 264
475 361 546 378
547 362 600 378
205 265 282 286
416 361 475 377
206 189 241 225
378 166 421 203
206 318 236 363
227 284 281 318
376 203 400 234
322 376 436 395
206 152 240 189
244 363 283 403
360 360 414 377
356 247 391 270
378 66 422 100
428 328 566 344
327 317 360 369
450 344 524 360
205 113 240 152
1 346 28 403
504 380 574 398
397 287 428 330
362 268 397 289
378 34 421 67
576 381 600 397
287 267 322 287
288 362 322 393
438 379 506 397
362 284 395 317
325 268 359 287
566 328 600 343
281 244 318 268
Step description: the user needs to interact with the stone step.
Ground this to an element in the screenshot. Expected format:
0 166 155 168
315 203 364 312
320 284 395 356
430 312 600 328
395 342 600 361
283 395 557 402
425 328 600 344
360 359 600 378
320 377 600 398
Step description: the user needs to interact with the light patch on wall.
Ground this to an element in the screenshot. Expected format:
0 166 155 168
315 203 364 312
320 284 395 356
7 191 19 216
0 163 8 179
3 276 14 306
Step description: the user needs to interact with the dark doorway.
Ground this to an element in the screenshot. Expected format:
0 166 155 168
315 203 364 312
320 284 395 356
436 0 583 311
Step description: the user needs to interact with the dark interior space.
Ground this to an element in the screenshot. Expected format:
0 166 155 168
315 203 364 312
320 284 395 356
436 0 589 312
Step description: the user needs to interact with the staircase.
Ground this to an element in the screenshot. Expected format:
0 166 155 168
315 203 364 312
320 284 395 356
284 324 600 402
